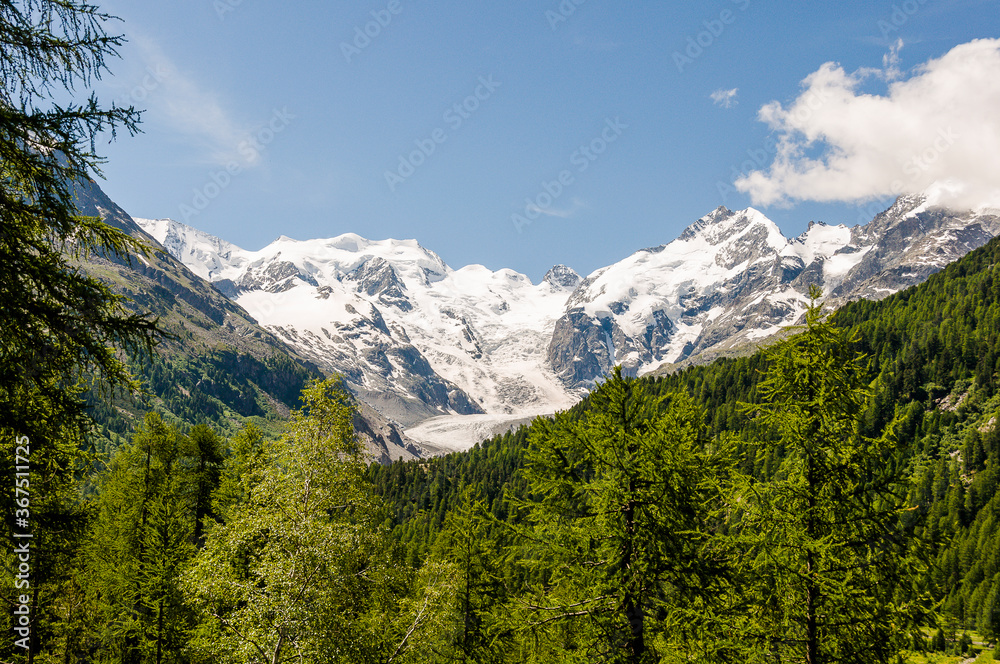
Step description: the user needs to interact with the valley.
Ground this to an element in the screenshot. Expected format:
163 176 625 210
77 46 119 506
134 194 1000 453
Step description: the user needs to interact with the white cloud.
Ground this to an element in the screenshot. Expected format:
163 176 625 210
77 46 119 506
882 38 904 81
735 38 1000 210
710 88 739 108
526 198 585 219
113 34 257 168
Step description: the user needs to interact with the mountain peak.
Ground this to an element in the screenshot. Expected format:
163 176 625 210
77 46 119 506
678 206 778 246
135 216 248 281
133 190 1000 452
543 264 582 290
328 232 371 252
885 194 929 218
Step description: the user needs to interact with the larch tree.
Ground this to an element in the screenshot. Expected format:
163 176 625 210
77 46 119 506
1 4 160 655
517 368 733 664
428 487 515 664
84 413 198 663
730 289 926 664
1 0 158 442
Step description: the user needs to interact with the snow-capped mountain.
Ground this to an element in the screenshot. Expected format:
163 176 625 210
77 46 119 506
72 179 423 464
550 197 1000 384
135 220 583 445
136 195 1000 450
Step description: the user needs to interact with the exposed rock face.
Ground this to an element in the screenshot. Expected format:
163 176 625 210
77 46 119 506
829 196 1000 300
546 199 1000 388
543 264 582 290
353 400 424 465
237 260 319 293
139 194 1000 445
72 180 424 462
350 256 412 311
136 222 577 429
263 299 486 427
548 309 614 385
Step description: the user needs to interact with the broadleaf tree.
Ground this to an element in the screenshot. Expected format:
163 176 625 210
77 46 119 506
184 377 450 664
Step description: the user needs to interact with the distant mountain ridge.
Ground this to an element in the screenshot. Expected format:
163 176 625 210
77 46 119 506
136 219 583 447
553 197 1000 383
137 195 1000 450
74 180 423 464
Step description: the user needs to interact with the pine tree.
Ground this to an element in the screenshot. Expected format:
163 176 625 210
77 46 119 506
186 424 224 546
1 5 160 654
84 413 197 663
429 487 514 663
0 0 159 450
211 423 267 522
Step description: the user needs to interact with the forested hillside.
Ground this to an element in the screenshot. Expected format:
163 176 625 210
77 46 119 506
71 178 322 449
7 2 1000 662
8 234 1000 662
11 222 994 663
369 232 1000 650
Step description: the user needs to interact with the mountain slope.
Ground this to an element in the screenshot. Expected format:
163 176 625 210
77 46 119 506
556 198 1000 384
369 231 1000 640
136 219 584 434
139 196 1000 450
74 179 421 463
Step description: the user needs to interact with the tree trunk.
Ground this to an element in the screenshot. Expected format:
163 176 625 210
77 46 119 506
623 589 646 664
463 538 472 657
806 549 818 664
806 431 819 664
622 495 645 663
271 631 285 664
27 584 37 664
156 597 164 664
194 456 207 546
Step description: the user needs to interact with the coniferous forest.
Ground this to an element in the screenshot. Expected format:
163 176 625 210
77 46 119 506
7 238 1000 661
4 2 1000 663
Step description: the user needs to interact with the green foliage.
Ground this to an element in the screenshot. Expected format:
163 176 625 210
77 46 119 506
211 423 268 522
366 420 535 570
730 293 924 663
183 377 443 664
188 423 224 546
86 348 320 455
0 0 160 450
514 368 733 663
0 6 163 656
8 233 1000 662
376 235 1000 656
84 413 200 662
426 488 517 663
8 3 1000 662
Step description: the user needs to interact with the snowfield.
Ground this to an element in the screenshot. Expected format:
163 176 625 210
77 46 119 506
136 197 1000 453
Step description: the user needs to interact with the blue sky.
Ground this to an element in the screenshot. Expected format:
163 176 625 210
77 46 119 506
93 0 1000 281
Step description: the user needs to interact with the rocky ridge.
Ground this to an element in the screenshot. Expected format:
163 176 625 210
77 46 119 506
137 195 1000 450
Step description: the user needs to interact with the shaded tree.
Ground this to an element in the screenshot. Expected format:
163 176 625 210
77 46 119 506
428 487 515 663
84 413 197 663
1 4 160 654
